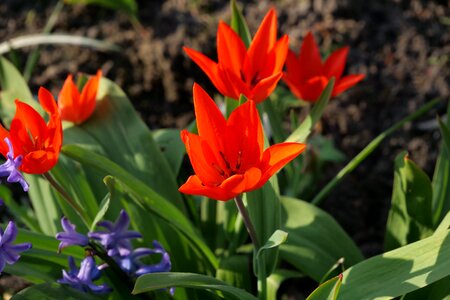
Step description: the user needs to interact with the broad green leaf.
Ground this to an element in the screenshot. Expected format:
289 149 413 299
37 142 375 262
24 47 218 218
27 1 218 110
338 230 450 299
62 144 218 271
153 128 185 176
0 186 40 232
24 174 61 235
263 98 286 144
312 98 440 205
279 197 364 282
285 79 334 143
0 56 35 127
77 78 185 212
435 212 450 235
256 230 288 260
306 275 342 300
267 269 304 300
133 272 258 300
401 275 450 300
384 152 434 251
245 181 281 277
432 102 450 225
64 0 137 18
230 0 252 48
216 255 252 292
89 177 113 231
11 283 101 300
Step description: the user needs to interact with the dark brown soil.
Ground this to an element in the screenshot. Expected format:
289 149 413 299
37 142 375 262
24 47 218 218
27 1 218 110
1 0 449 296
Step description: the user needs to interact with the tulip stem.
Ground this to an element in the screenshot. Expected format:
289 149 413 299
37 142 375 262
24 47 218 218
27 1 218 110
234 195 259 249
234 195 268 299
43 172 90 226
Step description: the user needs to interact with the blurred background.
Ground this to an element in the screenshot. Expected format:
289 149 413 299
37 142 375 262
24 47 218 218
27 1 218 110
0 0 449 274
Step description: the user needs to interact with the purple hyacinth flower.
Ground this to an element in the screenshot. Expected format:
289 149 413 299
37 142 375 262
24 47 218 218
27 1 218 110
88 210 142 257
0 221 32 273
134 241 172 276
58 256 111 294
55 217 89 253
0 138 29 192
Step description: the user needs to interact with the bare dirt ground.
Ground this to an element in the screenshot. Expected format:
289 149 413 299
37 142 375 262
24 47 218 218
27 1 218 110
0 0 449 297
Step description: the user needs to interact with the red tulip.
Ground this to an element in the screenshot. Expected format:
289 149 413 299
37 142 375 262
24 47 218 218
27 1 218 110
179 84 305 201
283 32 365 102
0 88 63 174
184 8 288 103
58 70 102 124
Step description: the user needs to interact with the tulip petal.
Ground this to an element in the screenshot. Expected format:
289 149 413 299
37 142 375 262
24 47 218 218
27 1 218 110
58 75 80 122
259 142 306 187
282 72 303 100
192 84 226 155
183 47 232 97
323 46 349 80
12 100 48 145
333 74 365 97
78 70 101 123
247 8 277 75
179 175 236 201
265 34 289 76
217 22 247 79
251 72 283 103
38 87 59 116
300 76 329 102
224 100 263 171
221 167 262 194
297 32 323 82
284 49 302 86
181 130 226 186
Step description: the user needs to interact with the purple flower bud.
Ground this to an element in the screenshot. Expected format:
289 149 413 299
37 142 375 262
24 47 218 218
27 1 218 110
0 138 29 192
55 217 89 253
0 221 32 273
88 210 141 257
58 256 111 294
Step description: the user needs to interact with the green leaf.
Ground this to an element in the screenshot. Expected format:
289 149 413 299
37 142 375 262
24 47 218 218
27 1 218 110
435 212 450 235
432 103 450 225
64 0 138 18
267 269 304 300
76 78 184 211
133 272 258 300
279 197 364 282
230 0 252 48
0 186 40 232
285 79 334 143
89 177 113 231
338 230 450 299
384 152 434 251
216 255 252 292
311 98 441 205
11 283 101 300
153 128 185 175
0 56 35 127
256 230 288 260
62 144 218 271
245 181 281 277
306 275 343 300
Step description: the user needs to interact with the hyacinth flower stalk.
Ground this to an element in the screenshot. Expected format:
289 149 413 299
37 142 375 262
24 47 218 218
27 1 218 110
56 210 172 295
283 32 365 102
58 256 111 294
58 70 102 124
184 8 288 103
0 221 32 273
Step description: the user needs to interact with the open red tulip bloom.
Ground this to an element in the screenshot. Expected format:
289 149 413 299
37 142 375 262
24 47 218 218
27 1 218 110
0 88 63 174
179 84 306 201
184 8 288 103
283 32 365 102
58 70 102 124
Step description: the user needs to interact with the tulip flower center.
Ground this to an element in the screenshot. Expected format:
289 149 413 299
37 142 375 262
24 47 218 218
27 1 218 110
240 70 261 89
212 150 243 179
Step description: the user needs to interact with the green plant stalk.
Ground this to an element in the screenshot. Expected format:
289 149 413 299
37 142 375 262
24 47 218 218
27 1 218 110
23 0 64 81
311 98 441 205
234 194 267 299
42 171 90 226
